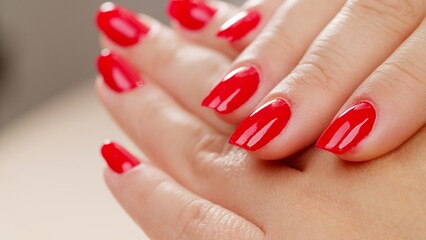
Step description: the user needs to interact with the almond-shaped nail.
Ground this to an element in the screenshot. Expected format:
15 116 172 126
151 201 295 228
97 49 143 93
167 0 216 30
217 10 261 42
101 140 140 174
202 65 259 114
316 101 376 154
96 2 150 46
229 99 291 151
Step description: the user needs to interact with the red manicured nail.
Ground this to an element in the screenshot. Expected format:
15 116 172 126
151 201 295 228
202 65 259 114
217 10 261 42
229 99 291 151
101 140 140 174
167 0 217 30
96 2 150 47
97 49 143 93
316 101 376 154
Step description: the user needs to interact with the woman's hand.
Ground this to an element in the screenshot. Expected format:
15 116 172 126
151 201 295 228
168 0 426 162
94 2 426 238
97 0 426 162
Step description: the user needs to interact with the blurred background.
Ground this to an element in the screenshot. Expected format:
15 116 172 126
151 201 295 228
0 0 241 239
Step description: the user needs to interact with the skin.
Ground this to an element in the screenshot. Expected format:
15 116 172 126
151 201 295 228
173 0 426 162
96 0 426 238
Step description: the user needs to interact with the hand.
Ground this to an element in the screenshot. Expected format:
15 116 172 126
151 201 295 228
96 0 426 162
94 2 426 239
171 0 426 162
204 0 426 161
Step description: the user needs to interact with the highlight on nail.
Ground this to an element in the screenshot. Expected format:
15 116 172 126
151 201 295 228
229 98 291 151
167 0 217 30
96 2 150 46
101 140 140 174
217 10 261 42
202 65 260 114
97 49 144 93
316 101 376 154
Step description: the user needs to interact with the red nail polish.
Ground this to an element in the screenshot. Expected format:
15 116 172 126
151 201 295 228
229 99 291 151
316 101 376 154
217 10 261 42
96 2 150 47
101 140 140 174
97 49 143 93
167 0 217 30
202 66 259 114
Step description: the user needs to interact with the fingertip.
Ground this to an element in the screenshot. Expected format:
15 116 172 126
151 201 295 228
167 0 217 31
95 2 150 47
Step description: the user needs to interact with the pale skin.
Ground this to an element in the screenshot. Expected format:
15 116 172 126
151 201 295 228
96 0 426 239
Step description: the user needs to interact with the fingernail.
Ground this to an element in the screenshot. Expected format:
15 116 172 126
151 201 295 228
96 2 150 47
229 99 291 151
101 140 140 174
217 10 261 42
167 0 217 30
202 65 260 114
316 101 376 154
97 49 143 93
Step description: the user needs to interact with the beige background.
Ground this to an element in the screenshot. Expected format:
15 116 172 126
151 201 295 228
0 0 242 239
0 82 144 239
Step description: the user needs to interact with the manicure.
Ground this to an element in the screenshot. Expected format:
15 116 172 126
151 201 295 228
97 49 143 93
96 2 150 47
101 140 140 174
229 99 291 151
217 10 261 42
316 101 376 154
167 0 217 30
202 65 260 114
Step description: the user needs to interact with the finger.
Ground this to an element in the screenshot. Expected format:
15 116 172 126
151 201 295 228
167 0 286 55
101 143 265 240
317 18 426 161
95 57 225 174
230 0 426 159
202 0 346 123
96 3 233 134
167 0 240 57
96 55 300 209
216 0 288 51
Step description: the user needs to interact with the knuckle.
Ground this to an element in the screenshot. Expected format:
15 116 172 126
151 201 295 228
135 178 170 212
384 59 426 93
176 200 262 240
296 61 335 90
291 44 347 91
176 199 215 240
352 0 420 28
372 61 426 101
257 22 295 54
150 32 184 75
187 128 230 177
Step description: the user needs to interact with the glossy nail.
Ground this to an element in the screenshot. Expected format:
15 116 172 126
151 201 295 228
217 10 261 42
167 0 216 30
101 140 140 174
202 65 260 114
97 49 143 93
229 99 291 151
316 101 376 154
96 2 150 47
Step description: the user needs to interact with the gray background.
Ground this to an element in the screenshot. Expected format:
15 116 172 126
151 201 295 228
0 0 242 127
